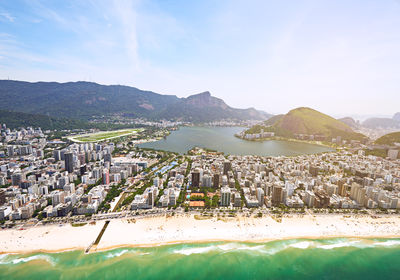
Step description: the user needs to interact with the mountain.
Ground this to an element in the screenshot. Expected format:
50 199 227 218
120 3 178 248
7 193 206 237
0 110 88 130
245 107 366 141
362 117 400 129
0 80 270 122
0 80 179 120
393 113 400 122
157 91 272 122
338 117 359 129
0 110 134 131
375 131 400 146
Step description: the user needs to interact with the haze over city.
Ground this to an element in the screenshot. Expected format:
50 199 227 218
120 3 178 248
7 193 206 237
1 0 400 116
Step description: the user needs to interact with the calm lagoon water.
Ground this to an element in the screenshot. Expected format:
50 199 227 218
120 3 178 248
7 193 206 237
139 126 334 156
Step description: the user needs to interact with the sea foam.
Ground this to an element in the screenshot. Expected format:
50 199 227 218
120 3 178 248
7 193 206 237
104 249 130 260
173 246 216 255
0 254 55 266
173 239 400 256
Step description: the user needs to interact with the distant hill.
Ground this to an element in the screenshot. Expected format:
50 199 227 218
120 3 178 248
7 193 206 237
0 80 271 123
0 80 179 120
393 113 400 122
362 117 400 129
158 92 272 122
375 131 400 146
0 110 134 131
245 107 366 141
338 117 359 129
0 110 88 130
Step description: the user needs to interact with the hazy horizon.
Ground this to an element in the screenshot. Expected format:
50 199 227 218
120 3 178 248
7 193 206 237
1 0 400 116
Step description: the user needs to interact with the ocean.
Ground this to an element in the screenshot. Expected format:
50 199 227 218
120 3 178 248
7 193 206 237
1 238 400 279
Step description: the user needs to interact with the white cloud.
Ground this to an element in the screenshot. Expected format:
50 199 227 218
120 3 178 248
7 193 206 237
0 12 15 22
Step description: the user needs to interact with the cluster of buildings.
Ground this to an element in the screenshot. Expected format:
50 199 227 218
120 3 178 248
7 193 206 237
237 129 275 140
0 125 152 221
186 148 400 210
90 115 184 128
294 134 364 146
1 122 400 224
130 164 184 210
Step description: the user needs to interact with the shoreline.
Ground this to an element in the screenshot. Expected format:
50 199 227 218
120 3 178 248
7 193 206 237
2 235 400 256
234 133 338 150
1 214 400 255
89 234 400 254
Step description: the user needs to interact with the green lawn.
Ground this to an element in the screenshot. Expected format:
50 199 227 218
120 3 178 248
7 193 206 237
70 129 141 142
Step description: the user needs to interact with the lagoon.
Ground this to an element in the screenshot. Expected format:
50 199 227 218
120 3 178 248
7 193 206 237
138 126 333 156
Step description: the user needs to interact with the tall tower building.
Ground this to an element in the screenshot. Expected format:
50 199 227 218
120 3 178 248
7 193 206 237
223 161 231 175
221 186 231 206
103 169 110 185
191 170 200 188
0 189 6 205
7 146 14 157
213 173 220 188
64 152 74 173
104 153 112 163
272 185 283 206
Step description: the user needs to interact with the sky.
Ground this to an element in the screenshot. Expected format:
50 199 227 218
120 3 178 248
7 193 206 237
0 0 399 117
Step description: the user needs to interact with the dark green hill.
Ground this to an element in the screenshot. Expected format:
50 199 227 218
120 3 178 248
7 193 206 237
158 92 272 122
0 80 179 120
245 107 366 141
0 110 133 131
375 132 400 146
0 80 271 122
0 110 88 130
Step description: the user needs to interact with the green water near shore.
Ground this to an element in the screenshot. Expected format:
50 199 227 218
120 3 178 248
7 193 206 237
1 238 400 279
138 126 334 156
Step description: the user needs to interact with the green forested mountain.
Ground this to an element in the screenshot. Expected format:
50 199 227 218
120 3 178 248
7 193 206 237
0 80 179 120
157 92 272 122
375 132 400 146
0 80 270 122
245 107 366 141
0 110 89 130
0 110 133 130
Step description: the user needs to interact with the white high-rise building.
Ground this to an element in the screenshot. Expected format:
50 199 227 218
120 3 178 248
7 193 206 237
221 186 231 207
256 187 265 206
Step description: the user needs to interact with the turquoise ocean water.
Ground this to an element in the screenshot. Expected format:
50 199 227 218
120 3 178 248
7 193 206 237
1 238 400 279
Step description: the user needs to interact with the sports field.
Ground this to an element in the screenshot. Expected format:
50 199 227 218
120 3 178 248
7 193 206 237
68 129 142 143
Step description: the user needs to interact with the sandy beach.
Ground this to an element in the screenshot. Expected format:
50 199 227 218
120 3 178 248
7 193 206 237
1 214 400 254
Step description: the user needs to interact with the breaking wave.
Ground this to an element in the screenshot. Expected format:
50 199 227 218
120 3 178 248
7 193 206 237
104 249 130 259
171 238 400 256
0 254 55 266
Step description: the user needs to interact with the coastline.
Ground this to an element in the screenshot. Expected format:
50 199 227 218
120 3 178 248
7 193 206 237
234 133 338 150
1 214 400 255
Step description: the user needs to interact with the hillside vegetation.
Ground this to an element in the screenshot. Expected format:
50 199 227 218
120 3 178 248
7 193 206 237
0 110 135 131
0 80 271 122
157 92 271 122
375 132 400 146
245 107 366 141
